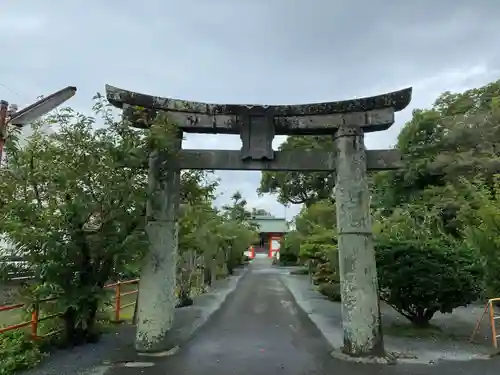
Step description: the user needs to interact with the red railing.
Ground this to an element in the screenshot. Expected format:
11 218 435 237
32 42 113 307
106 279 139 322
0 279 139 339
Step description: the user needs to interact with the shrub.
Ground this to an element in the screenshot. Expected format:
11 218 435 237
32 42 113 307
278 252 298 266
299 230 339 286
279 232 302 266
0 331 45 375
376 238 482 327
460 178 500 299
290 268 309 275
318 283 342 302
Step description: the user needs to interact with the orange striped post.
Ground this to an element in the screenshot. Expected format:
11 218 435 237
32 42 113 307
489 299 498 348
470 297 500 348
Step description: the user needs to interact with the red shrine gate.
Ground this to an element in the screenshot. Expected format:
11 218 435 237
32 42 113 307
246 215 288 259
248 233 282 259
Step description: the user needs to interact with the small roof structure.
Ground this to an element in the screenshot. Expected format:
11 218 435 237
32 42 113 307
250 215 289 234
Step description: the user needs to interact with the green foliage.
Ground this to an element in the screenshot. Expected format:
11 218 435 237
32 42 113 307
294 200 338 285
375 238 482 326
373 80 500 216
299 231 338 285
372 81 500 324
0 332 45 375
222 191 253 224
176 181 258 302
266 80 500 326
317 283 341 302
219 199 259 275
258 136 335 206
278 232 301 265
460 177 500 298
0 98 150 345
295 199 336 236
373 191 483 326
251 207 272 216
0 95 259 354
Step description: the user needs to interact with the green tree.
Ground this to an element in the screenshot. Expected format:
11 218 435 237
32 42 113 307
460 177 500 298
251 207 272 216
275 80 500 325
0 101 149 345
372 80 500 216
258 136 336 206
222 191 251 222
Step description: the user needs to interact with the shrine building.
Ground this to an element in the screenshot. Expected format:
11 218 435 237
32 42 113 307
246 215 289 259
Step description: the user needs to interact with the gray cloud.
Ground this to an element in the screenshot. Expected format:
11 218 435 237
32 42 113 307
1 0 499 219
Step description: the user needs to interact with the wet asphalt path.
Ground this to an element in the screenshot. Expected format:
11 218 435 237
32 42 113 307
107 258 500 375
124 258 335 374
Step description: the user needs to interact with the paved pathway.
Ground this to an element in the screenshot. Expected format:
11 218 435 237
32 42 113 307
105 259 500 375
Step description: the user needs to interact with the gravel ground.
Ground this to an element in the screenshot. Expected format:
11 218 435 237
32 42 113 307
281 266 494 346
19 325 135 375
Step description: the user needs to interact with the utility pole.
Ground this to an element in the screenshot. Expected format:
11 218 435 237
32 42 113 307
0 100 8 163
0 86 77 165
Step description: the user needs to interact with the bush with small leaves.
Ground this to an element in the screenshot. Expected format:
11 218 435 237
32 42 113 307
0 331 45 375
376 238 482 327
318 283 342 302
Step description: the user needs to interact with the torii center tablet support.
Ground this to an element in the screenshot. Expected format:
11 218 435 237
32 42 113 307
105 84 412 357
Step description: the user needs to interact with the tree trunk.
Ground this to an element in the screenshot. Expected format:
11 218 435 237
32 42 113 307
203 264 212 287
203 254 214 287
334 125 385 357
84 298 100 343
211 257 217 285
412 308 436 327
62 307 78 347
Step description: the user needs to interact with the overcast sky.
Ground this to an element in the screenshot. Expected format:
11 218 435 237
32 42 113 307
1 0 499 220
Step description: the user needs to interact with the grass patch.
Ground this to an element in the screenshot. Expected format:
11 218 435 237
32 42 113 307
0 309 25 329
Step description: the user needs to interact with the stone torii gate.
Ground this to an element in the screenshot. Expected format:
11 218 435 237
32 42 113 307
105 84 412 357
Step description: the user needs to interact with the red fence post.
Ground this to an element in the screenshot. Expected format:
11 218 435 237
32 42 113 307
31 301 39 339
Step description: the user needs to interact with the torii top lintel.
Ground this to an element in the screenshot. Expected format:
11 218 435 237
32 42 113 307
105 84 412 135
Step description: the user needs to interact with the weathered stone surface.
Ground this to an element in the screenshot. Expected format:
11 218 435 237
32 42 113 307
240 112 275 160
174 149 402 171
135 135 182 353
334 125 384 357
274 108 395 134
162 108 395 135
105 84 411 134
106 84 411 115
